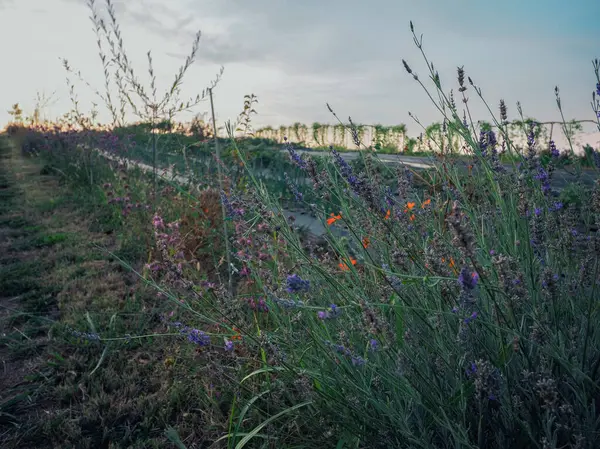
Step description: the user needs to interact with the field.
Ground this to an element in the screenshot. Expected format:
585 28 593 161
2 3 600 448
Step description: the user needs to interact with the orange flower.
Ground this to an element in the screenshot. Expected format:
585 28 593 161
421 198 431 208
448 257 455 268
409 214 415 221
406 202 416 210
231 327 242 341
362 237 370 248
327 212 342 225
384 209 391 220
339 258 357 271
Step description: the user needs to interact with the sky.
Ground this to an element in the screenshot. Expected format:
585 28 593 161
0 0 598 136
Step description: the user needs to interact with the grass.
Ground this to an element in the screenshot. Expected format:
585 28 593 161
0 136 247 448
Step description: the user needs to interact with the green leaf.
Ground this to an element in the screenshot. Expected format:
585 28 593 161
235 401 312 449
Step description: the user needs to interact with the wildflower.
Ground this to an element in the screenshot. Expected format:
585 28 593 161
470 359 502 403
332 149 361 190
464 311 478 324
317 304 342 320
187 328 211 346
329 304 341 317
231 327 242 341
384 209 391 220
421 198 431 208
549 140 559 158
405 202 416 212
362 236 370 248
351 355 367 366
220 190 237 217
479 129 497 156
224 339 234 351
369 339 379 351
284 138 308 169
245 297 269 313
284 173 303 202
339 258 357 271
324 340 366 366
286 274 310 293
458 268 479 290
465 361 478 377
152 214 164 229
384 186 396 208
596 82 600 97
327 212 342 225
535 167 551 195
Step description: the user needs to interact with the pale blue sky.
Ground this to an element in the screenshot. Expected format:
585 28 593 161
0 0 598 135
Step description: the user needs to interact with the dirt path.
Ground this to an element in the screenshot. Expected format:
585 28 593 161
0 137 218 448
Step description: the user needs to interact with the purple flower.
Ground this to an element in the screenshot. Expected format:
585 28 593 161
596 82 600 97
351 355 367 366
324 340 366 366
284 173 304 202
317 304 341 320
464 311 478 324
478 129 497 156
458 268 478 290
466 361 477 377
369 339 378 351
152 214 164 229
166 321 210 346
549 140 559 158
284 139 307 170
332 148 361 191
224 340 234 351
187 329 211 346
286 274 310 293
549 201 563 212
220 190 245 218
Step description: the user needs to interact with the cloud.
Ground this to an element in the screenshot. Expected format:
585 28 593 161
0 0 597 131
